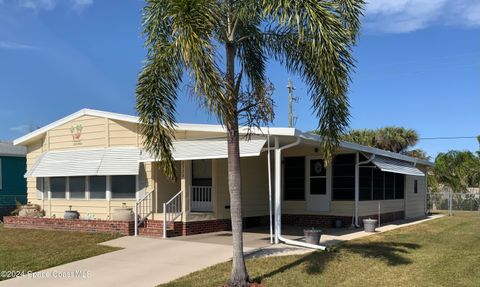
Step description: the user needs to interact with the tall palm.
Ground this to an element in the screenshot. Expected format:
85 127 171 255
136 1 364 286
374 126 418 153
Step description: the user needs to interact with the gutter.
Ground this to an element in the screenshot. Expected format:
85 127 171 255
354 153 376 227
273 136 327 251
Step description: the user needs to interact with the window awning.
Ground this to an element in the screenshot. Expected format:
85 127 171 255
26 147 141 178
370 156 425 177
141 137 267 161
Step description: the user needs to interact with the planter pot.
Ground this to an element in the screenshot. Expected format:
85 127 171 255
304 228 322 245
335 219 343 228
64 210 80 220
112 207 134 221
18 206 38 217
363 218 377 232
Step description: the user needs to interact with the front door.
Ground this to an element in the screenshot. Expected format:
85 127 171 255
306 157 331 212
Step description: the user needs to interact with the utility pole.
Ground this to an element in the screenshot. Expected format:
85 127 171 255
287 79 298 128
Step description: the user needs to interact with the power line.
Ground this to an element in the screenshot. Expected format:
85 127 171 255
420 136 478 140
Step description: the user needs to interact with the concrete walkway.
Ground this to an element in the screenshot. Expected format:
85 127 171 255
0 214 444 287
0 236 256 287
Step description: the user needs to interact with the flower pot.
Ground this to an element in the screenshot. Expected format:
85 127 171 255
64 210 80 220
112 207 134 221
363 218 377 232
304 228 322 245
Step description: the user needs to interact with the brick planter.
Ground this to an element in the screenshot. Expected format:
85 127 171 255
3 216 134 236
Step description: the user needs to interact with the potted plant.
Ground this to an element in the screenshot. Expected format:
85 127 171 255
112 203 134 221
304 228 322 245
12 201 45 218
64 205 80 219
363 218 377 232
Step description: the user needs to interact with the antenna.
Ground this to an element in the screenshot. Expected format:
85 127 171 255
287 79 299 128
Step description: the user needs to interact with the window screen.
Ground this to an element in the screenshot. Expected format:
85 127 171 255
359 167 373 201
395 174 405 199
384 172 395 200
332 154 355 200
50 177 66 199
89 176 106 199
69 177 85 199
284 157 305 200
111 175 136 199
372 169 384 200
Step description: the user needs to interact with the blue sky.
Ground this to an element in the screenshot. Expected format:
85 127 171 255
0 0 479 158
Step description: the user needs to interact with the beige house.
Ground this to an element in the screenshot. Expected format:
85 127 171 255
14 109 433 240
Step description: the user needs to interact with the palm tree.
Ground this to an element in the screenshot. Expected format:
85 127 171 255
136 1 364 286
374 126 418 153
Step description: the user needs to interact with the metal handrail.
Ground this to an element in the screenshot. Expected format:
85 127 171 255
163 190 183 238
134 191 153 236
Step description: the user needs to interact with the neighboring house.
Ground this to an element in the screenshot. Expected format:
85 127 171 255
0 142 27 218
13 109 433 237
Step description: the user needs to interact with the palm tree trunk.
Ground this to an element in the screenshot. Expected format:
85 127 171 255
225 41 249 286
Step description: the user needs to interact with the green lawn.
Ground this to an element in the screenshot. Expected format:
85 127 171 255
161 212 480 287
0 225 121 280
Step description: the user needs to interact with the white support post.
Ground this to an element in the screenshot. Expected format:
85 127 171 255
134 203 138 236
106 176 112 201
163 203 167 238
274 137 281 244
354 153 360 227
66 177 70 200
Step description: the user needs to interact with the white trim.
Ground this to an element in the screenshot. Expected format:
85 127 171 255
106 176 111 201
65 177 70 200
14 108 433 168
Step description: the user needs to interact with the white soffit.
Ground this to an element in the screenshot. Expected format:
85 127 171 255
26 147 141 178
371 156 425 177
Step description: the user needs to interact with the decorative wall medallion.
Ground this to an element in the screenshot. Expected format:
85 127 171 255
70 124 83 144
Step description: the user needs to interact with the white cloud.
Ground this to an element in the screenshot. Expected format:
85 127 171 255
72 0 93 12
365 0 480 33
10 124 31 134
18 0 56 11
0 41 37 49
15 0 93 13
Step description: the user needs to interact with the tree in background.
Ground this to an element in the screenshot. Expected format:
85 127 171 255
322 126 427 158
434 151 480 193
135 1 365 286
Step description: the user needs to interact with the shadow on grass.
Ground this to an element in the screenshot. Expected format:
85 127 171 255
253 241 421 283
341 241 421 266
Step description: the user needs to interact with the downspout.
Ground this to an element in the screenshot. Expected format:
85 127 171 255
273 136 327 250
267 129 273 244
355 153 375 227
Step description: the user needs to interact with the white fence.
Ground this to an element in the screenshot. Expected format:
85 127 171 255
428 192 480 215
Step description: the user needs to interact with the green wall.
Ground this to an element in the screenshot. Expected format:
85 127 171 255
1 156 27 206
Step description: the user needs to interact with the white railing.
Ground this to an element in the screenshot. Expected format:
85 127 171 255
163 190 183 238
134 191 153 236
191 186 213 212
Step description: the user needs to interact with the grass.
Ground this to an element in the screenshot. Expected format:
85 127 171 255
0 225 121 280
161 212 480 287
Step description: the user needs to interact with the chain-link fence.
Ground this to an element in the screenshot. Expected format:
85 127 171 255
428 192 480 215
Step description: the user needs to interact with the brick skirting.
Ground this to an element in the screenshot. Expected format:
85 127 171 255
3 216 134 235
282 210 405 228
3 211 405 237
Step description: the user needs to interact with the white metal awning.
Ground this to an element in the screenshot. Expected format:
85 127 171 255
371 156 425 176
141 137 267 161
26 147 142 178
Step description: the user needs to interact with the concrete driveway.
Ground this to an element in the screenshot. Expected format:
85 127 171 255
0 236 256 287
